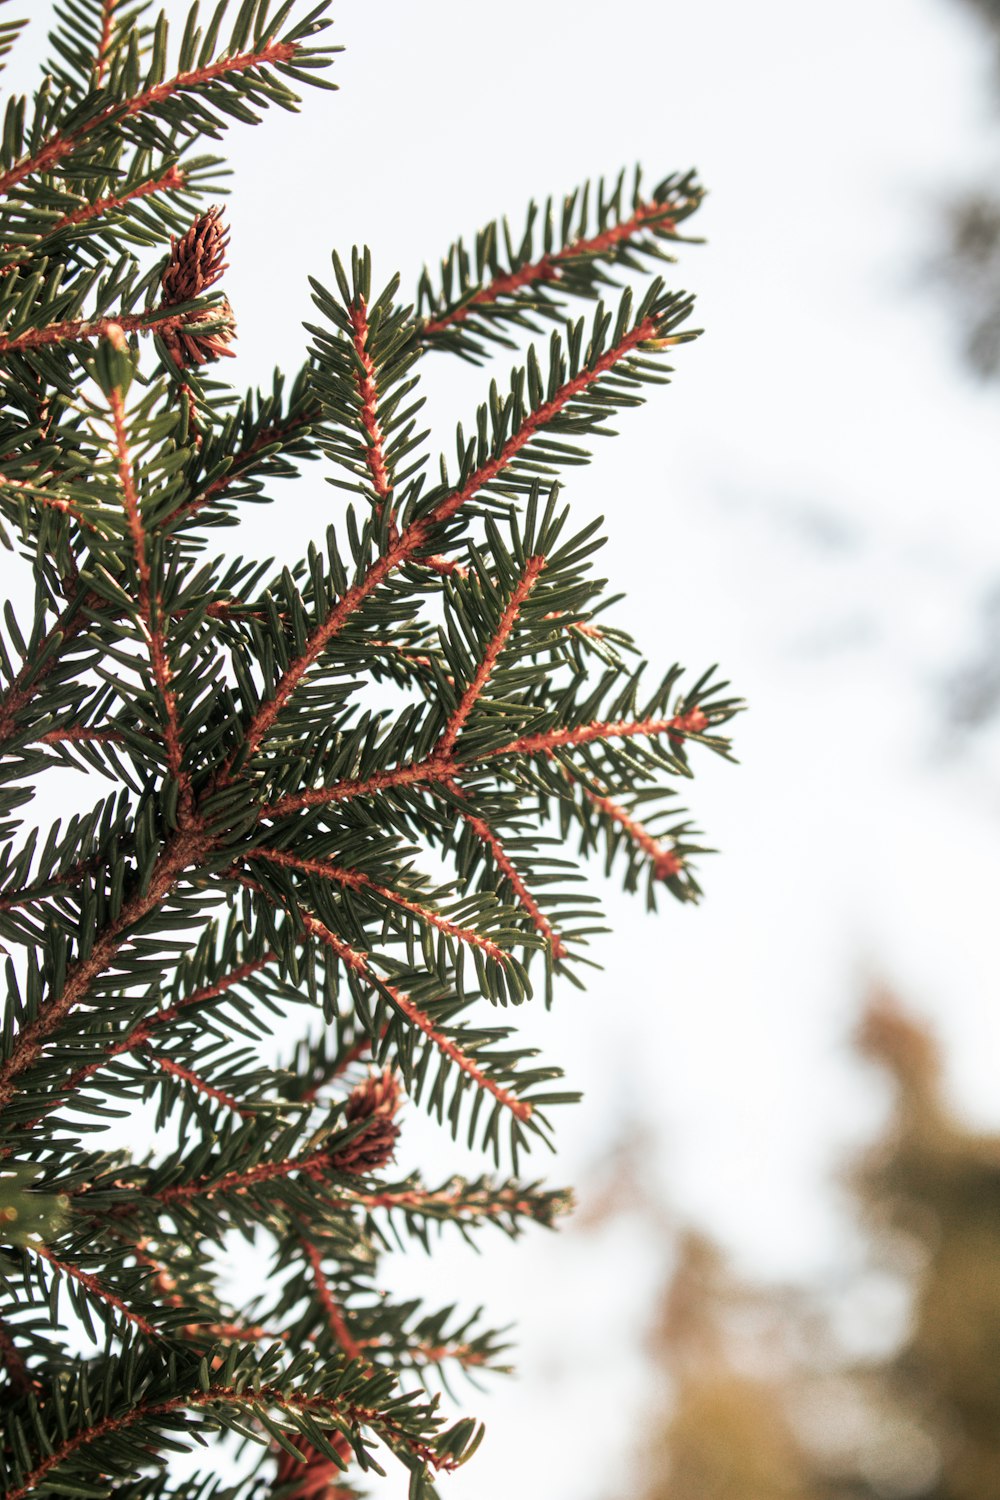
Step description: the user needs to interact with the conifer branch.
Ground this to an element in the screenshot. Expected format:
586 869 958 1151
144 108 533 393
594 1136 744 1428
459 809 566 960
438 554 545 755
32 1245 159 1337
147 1052 254 1120
177 407 321 523
237 305 670 762
2 165 188 271
109 356 190 813
262 707 711 820
0 39 299 202
0 21 734 1484
348 299 393 521
302 916 534 1123
39 724 128 745
53 953 276 1108
575 781 683 881
93 0 118 88
0 301 227 354
483 705 709 760
0 597 89 745
302 1239 363 1361
247 848 511 964
0 853 104 912
0 826 208 1108
4 1381 445 1500
422 194 687 341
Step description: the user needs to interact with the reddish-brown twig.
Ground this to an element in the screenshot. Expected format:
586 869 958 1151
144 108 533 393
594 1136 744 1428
234 314 661 766
32 1245 158 1337
422 196 685 338
438 555 545 755
0 40 298 201
248 847 510 964
302 917 533 1123
109 363 190 816
302 1240 362 1361
459 810 565 960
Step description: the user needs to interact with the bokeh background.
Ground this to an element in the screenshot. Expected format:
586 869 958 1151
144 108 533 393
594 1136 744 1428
8 2 1000 1497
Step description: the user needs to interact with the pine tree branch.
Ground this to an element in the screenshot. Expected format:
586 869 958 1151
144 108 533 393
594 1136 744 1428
32 1245 159 1337
302 1239 363 1361
421 195 686 342
93 0 118 89
235 309 666 765
351 1182 551 1223
302 916 534 1124
109 364 190 815
147 1052 254 1120
575 780 682 881
0 824 209 1109
482 705 708 760
0 596 90 746
0 473 105 533
438 554 545 755
49 953 275 1112
261 706 710 820
2 165 188 271
0 39 299 202
38 725 128 745
246 848 511 964
176 406 321 524
0 300 230 354
5 1380 444 1500
154 1139 349 1202
0 852 106 912
348 298 393 522
458 808 565 960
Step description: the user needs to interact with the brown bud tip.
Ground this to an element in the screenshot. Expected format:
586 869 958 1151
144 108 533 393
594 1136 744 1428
345 1067 402 1124
160 206 236 372
331 1069 403 1175
162 204 229 305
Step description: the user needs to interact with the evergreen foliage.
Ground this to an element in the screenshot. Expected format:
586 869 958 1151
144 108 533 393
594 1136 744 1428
0 3 738 1495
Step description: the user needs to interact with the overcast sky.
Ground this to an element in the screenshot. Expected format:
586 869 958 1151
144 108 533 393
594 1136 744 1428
7 3 1000 1498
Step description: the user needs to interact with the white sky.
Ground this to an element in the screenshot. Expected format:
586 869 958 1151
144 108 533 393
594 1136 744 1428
6 2 1000 1498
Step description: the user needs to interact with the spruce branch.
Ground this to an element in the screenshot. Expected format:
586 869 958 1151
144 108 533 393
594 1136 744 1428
418 168 703 361
0 11 738 1490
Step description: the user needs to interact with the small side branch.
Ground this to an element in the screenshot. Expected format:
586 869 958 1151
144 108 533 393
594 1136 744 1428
248 848 510 964
422 195 686 339
0 302 223 354
234 313 662 765
485 706 709 761
32 1246 158 1338
147 1052 254 1120
438 554 545 755
576 782 682 881
109 369 190 815
0 39 299 201
348 299 393 521
302 1240 362 1361
460 811 565 960
303 917 533 1123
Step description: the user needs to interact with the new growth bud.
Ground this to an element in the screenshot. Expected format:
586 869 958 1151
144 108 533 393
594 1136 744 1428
160 205 236 371
330 1069 403 1175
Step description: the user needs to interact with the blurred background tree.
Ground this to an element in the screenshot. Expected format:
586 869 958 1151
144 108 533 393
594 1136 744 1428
623 997 1000 1500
